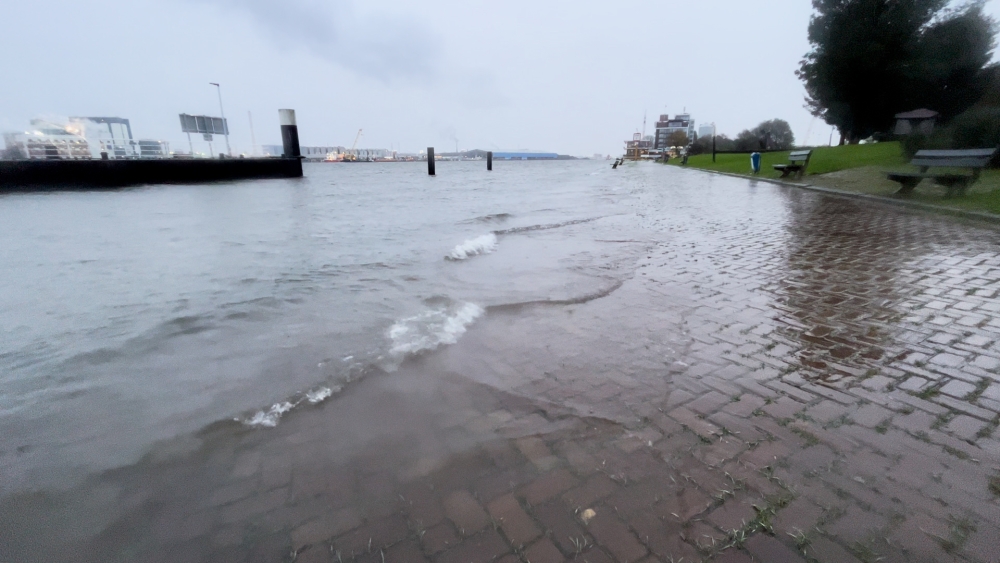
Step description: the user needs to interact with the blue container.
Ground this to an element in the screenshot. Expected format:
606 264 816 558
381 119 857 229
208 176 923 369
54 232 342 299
750 152 762 174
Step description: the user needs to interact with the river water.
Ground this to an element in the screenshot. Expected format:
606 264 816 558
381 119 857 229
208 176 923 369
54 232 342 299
0 160 651 496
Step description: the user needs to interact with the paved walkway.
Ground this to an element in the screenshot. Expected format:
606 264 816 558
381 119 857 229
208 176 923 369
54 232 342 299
7 171 1000 563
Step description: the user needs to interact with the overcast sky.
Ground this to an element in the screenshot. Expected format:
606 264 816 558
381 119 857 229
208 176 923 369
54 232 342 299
3 0 999 156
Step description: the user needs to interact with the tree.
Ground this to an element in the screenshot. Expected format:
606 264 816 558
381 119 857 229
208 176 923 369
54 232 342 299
753 119 795 150
732 119 796 151
666 130 689 148
797 0 997 143
734 129 760 152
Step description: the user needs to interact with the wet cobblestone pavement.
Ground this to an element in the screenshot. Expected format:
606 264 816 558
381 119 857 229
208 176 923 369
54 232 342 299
5 168 1000 563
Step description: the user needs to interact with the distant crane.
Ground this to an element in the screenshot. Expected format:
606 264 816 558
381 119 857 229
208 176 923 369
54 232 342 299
343 128 363 162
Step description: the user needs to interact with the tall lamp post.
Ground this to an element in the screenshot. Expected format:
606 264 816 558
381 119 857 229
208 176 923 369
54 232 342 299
712 122 717 163
209 82 231 156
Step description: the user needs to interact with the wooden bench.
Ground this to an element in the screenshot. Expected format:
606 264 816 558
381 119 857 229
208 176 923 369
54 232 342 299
886 149 997 197
773 150 812 179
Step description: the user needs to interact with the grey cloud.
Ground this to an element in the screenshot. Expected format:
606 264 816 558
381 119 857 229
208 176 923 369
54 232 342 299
190 0 440 82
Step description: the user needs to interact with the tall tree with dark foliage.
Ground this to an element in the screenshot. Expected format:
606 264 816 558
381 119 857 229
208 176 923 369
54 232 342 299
798 0 997 143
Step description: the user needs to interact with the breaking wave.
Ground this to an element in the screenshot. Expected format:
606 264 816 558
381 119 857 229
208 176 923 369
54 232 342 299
388 300 484 356
241 384 341 427
241 299 483 428
446 233 497 261
492 216 602 235
465 213 513 224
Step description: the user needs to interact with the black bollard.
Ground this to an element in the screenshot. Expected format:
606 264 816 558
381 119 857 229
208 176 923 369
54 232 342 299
487 151 492 171
427 147 435 176
279 109 301 158
612 159 619 169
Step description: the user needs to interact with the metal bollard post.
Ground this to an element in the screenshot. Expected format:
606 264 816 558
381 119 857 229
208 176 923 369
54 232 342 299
279 109 301 158
427 147 435 176
487 151 492 171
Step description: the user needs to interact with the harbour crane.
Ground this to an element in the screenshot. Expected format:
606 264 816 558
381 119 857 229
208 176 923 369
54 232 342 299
343 128 363 162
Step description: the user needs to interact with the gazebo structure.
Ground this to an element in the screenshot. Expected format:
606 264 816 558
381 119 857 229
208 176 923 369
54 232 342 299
893 108 939 136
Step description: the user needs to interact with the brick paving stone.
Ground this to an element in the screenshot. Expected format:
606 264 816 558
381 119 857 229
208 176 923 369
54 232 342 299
983 383 1000 402
487 494 540 547
626 510 697 561
576 548 615 563
563 474 619 508
804 400 852 425
712 551 754 563
964 520 1000 563
385 539 430 563
946 415 986 441
823 507 888 545
443 490 490 536
744 534 807 563
585 510 648 563
655 487 714 523
436 529 510 563
898 376 930 392
773 499 824 537
517 437 560 471
520 469 580 506
762 397 806 420
292 509 364 549
339 514 412 554
523 538 564 563
295 546 333 563
805 537 860 563
931 353 968 368
604 481 668 518
850 404 894 428
706 497 758 531
422 523 460 554
403 484 447 528
532 500 590 555
727 394 768 418
939 379 977 399
687 391 733 416
667 407 721 440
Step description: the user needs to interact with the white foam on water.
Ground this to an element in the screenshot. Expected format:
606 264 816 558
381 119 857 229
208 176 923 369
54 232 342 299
388 301 484 357
241 385 340 427
447 233 497 260
306 386 336 404
243 401 295 428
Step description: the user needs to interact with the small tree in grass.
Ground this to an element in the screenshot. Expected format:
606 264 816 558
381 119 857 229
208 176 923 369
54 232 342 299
667 130 689 148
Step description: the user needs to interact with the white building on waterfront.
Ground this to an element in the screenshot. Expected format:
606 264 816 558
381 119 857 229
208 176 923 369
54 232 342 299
3 117 168 159
653 114 697 150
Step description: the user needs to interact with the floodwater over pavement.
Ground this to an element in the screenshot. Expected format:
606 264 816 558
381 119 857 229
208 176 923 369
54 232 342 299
2 161 1000 562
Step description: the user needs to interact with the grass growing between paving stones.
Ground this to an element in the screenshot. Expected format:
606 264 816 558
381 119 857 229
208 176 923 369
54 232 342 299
934 516 976 554
989 475 1000 498
715 493 796 554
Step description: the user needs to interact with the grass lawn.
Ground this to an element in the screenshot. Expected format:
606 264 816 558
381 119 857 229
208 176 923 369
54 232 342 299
669 141 1000 215
667 141 906 179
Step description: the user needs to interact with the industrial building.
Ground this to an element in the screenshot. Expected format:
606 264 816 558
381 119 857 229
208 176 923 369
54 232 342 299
492 152 558 160
260 145 392 161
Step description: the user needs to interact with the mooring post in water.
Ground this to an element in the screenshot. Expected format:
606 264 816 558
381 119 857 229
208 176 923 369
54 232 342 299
427 147 435 175
487 151 492 171
279 109 301 158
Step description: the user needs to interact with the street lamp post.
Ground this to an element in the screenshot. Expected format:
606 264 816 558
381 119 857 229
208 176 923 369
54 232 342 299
210 82 231 156
712 122 717 163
